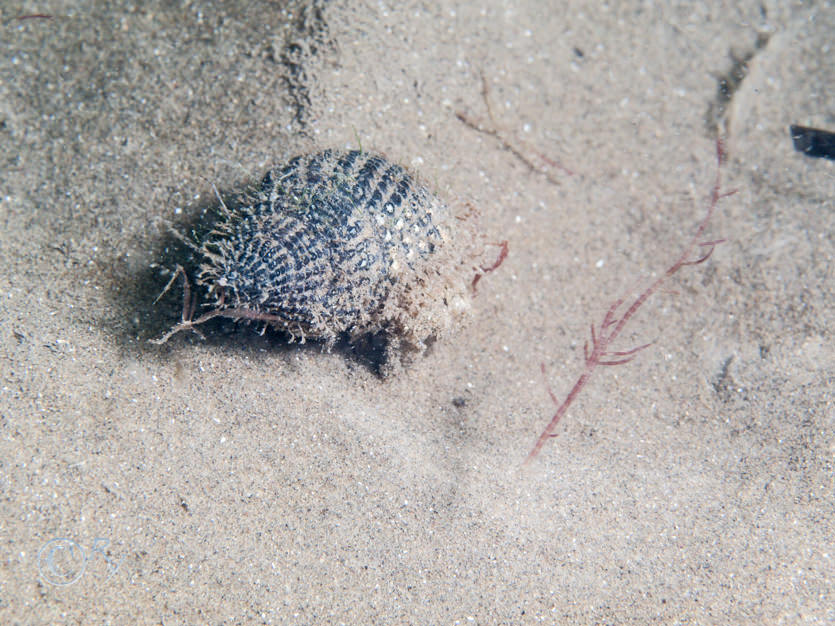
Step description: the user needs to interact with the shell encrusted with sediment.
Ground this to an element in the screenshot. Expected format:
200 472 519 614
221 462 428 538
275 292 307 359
195 149 467 343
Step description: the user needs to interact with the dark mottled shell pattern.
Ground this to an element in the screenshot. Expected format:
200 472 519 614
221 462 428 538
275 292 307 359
196 149 457 341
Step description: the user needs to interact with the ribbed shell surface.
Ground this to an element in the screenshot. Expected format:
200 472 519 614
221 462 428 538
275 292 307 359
198 150 449 339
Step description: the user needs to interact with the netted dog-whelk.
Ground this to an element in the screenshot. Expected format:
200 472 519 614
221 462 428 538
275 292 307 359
153 149 489 350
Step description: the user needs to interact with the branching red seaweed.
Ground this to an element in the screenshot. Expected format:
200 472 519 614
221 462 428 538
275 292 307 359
524 139 735 464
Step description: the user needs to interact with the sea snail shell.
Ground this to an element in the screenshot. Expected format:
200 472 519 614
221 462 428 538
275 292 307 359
154 149 471 347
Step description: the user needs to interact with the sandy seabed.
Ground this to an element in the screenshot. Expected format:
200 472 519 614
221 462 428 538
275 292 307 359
1 1 832 623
